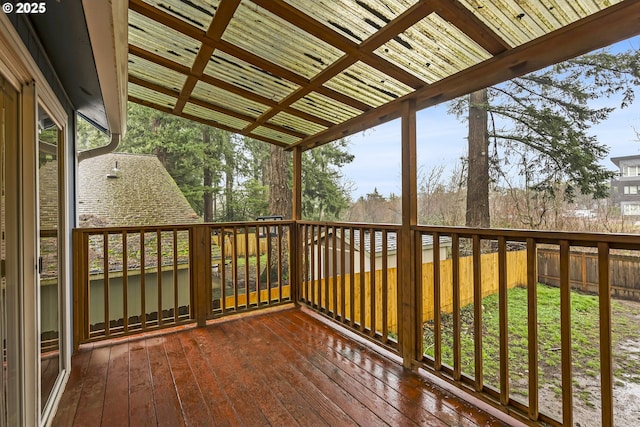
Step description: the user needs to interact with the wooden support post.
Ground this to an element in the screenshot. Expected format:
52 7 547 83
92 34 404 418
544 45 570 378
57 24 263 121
598 242 613 427
292 146 302 305
399 99 418 368
192 225 212 327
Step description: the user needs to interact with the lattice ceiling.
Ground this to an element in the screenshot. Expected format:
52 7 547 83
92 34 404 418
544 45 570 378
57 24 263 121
127 0 639 150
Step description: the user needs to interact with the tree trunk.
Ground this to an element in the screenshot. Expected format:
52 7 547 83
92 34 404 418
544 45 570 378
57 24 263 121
266 144 291 285
202 127 213 222
224 155 234 220
466 89 490 228
268 144 292 218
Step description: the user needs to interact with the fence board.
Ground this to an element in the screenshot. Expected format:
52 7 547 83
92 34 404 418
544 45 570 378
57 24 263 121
302 250 529 336
538 249 640 301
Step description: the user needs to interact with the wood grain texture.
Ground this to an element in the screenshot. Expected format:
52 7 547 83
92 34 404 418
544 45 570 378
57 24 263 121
53 308 510 426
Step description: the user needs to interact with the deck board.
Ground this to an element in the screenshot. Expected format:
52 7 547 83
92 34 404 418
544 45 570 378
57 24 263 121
53 308 511 427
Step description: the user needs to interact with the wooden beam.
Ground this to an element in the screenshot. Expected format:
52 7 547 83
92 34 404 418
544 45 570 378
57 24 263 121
129 44 192 75
291 0 640 151
251 0 426 89
432 0 510 55
242 1 434 137
129 76 307 138
128 96 292 147
129 0 205 41
174 0 241 114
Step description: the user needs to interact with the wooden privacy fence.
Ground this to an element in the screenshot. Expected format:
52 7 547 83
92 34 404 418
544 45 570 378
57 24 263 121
420 250 528 321
302 250 528 338
538 248 640 301
212 232 269 258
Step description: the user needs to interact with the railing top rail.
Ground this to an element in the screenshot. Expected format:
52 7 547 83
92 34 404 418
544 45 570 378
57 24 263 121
298 220 401 231
72 220 297 235
73 224 195 234
206 220 296 227
413 225 640 248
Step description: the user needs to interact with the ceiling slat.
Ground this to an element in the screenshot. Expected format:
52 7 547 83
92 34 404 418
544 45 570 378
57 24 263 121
292 0 640 151
128 0 635 148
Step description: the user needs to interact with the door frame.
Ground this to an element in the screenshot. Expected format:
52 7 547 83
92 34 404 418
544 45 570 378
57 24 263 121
0 13 71 427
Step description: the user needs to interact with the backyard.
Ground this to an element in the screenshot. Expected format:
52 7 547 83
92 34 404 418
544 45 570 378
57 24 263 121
423 284 640 426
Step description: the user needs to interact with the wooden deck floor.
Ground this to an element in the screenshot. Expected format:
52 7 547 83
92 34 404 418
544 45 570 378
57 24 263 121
53 308 511 427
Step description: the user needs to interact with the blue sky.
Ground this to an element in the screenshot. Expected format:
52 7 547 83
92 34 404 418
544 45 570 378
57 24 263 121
341 37 640 200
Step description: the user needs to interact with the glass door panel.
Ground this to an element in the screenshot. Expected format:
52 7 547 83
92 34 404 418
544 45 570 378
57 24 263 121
37 106 60 412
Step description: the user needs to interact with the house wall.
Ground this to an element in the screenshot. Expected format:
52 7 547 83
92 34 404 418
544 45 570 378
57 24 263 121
611 156 640 216
86 269 192 327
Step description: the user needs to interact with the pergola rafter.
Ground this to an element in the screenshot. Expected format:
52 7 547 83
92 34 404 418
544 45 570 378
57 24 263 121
126 0 640 149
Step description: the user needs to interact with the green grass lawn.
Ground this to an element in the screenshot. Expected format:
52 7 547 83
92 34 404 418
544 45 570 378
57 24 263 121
423 283 640 405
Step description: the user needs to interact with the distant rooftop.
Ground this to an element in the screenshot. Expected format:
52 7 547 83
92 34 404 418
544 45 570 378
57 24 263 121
78 153 201 227
611 154 640 167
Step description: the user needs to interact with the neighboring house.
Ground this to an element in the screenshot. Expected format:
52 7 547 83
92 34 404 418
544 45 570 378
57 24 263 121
310 229 451 279
75 153 201 329
78 153 201 227
611 155 640 216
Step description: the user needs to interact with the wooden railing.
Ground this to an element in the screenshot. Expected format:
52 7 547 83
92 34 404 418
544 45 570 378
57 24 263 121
72 220 294 347
413 225 640 427
297 221 400 352
73 220 637 426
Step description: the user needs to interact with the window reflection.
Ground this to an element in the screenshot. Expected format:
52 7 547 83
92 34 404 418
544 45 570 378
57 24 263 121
38 106 60 412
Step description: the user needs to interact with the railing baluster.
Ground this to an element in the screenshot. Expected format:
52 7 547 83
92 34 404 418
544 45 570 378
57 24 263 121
359 228 366 331
244 225 250 308
526 238 539 420
452 233 461 381
157 229 163 326
140 230 146 329
317 225 322 309
472 235 482 392
220 227 227 314
299 224 310 304
340 227 346 323
560 240 573 426
123 230 129 333
103 231 110 337
83 232 90 343
233 227 238 311
266 225 272 305
332 226 338 319
349 227 355 328
310 225 315 307
598 242 613 427
369 228 376 336
433 232 441 370
277 224 283 302
382 230 388 343
255 225 261 306
173 229 179 322
324 225 330 313
413 229 422 356
498 236 509 405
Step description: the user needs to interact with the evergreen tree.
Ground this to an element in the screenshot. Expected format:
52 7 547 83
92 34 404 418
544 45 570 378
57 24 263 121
450 48 640 227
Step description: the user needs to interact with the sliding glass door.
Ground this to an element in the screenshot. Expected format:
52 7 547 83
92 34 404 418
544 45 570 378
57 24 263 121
37 105 62 413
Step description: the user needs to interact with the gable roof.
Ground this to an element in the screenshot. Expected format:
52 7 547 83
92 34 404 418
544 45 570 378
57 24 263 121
78 153 201 227
349 229 451 255
125 0 639 150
